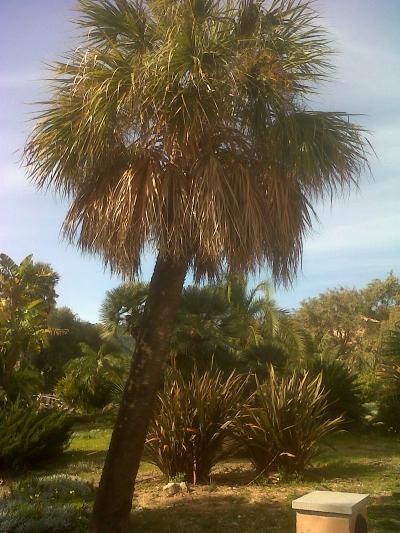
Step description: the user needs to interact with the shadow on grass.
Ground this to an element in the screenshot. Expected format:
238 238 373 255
322 432 400 461
129 491 400 533
180 459 389 488
305 459 387 482
211 465 258 486
369 492 400 532
17 450 109 481
130 494 294 533
71 413 116 432
60 449 106 467
44 450 156 479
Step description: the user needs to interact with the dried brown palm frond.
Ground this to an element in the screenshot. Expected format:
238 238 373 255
25 0 369 283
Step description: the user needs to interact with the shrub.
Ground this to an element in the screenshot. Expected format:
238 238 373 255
0 400 73 470
306 357 364 426
235 367 342 475
145 366 247 483
0 475 92 532
55 345 129 412
377 364 400 432
55 374 111 412
5 367 45 402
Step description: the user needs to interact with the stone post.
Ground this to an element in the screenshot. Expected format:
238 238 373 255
292 491 369 532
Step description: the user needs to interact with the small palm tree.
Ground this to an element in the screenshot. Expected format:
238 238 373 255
0 300 49 389
222 276 278 349
57 343 129 410
218 275 309 370
25 1 368 529
171 283 234 369
0 253 58 311
99 282 148 352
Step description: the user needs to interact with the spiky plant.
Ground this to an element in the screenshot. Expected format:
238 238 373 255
24 0 368 529
145 365 248 483
235 366 342 474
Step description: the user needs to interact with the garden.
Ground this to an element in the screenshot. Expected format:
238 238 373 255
1 253 400 531
2 416 400 532
1 0 399 531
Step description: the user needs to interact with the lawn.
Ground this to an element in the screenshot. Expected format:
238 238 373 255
3 416 400 532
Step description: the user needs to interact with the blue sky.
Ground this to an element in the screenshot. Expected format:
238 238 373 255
1 0 399 322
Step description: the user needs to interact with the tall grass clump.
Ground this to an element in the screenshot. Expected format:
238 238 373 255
145 366 247 483
235 367 342 475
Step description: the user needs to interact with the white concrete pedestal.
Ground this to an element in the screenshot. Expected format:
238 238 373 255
292 491 369 533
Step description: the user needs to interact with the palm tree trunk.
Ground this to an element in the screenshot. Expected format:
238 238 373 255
91 254 188 533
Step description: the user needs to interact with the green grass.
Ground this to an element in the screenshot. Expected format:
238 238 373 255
2 416 400 532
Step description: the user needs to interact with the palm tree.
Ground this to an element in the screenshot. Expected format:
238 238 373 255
24 1 368 530
220 275 309 370
99 282 148 351
171 283 235 370
100 276 306 373
221 275 289 349
0 299 49 390
0 253 59 312
0 254 59 390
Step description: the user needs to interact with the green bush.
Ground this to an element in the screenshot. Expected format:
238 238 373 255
5 367 44 402
145 366 247 483
55 344 129 412
0 401 73 470
378 364 400 432
235 367 341 475
0 474 92 532
55 374 111 412
306 357 364 426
